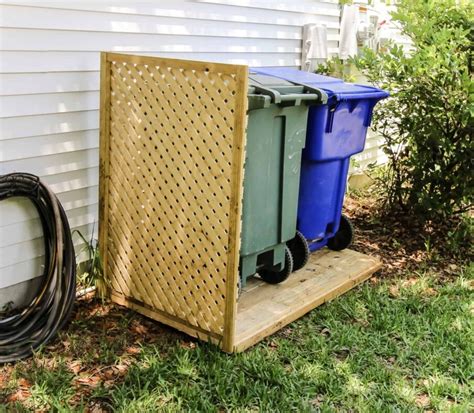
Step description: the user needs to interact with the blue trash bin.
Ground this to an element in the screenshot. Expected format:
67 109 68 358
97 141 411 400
250 68 388 252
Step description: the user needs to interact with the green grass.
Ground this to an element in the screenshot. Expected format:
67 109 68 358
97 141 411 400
2 265 472 412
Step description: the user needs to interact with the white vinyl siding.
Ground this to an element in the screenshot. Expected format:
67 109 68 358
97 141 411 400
0 0 341 306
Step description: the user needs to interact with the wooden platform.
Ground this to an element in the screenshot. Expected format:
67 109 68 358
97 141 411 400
233 249 381 352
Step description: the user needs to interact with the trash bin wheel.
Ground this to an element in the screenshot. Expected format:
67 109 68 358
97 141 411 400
258 246 293 284
327 214 353 251
286 230 310 272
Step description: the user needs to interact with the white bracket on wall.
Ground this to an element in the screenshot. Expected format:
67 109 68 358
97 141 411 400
301 23 328 72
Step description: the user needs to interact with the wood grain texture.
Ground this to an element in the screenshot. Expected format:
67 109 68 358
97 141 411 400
222 65 248 352
233 249 381 352
110 292 222 345
99 52 247 343
98 52 111 284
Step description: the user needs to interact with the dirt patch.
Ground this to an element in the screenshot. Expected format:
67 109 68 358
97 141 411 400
344 196 472 281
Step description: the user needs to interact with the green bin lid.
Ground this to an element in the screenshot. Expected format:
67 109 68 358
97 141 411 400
248 73 295 88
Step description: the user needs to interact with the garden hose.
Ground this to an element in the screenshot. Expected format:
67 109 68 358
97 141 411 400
0 172 76 363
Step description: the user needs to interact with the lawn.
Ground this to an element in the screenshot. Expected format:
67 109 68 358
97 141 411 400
1 196 473 412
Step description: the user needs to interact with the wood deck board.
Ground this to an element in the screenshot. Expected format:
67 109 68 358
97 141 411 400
233 249 381 352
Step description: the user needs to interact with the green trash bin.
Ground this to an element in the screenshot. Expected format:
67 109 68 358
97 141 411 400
239 74 327 287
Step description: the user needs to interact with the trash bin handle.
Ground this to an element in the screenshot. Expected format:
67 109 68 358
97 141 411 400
249 80 328 105
249 84 283 104
297 83 328 104
278 93 323 107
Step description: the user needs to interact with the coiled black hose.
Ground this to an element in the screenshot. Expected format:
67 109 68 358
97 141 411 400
0 172 76 363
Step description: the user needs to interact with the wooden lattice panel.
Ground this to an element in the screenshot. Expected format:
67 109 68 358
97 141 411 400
99 53 248 350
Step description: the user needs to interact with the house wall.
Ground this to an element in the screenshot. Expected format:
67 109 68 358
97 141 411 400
0 0 342 307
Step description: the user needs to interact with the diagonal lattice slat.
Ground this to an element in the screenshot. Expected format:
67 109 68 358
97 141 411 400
99 53 247 343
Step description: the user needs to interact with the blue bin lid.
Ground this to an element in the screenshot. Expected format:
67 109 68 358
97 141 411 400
313 81 389 101
251 67 343 85
250 67 389 101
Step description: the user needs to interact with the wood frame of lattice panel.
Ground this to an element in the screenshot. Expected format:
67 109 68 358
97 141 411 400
99 52 248 352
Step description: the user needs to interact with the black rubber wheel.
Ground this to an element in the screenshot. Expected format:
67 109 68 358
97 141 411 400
286 231 310 272
259 246 294 284
327 214 354 251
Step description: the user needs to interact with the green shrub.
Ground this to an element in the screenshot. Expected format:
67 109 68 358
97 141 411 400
354 0 473 218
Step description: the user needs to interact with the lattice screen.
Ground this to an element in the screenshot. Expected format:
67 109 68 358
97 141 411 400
99 53 248 350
